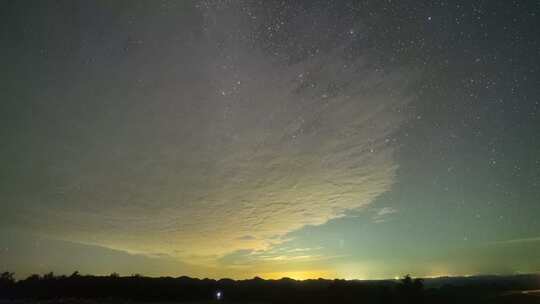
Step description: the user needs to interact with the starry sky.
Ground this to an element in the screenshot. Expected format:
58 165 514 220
1 0 539 280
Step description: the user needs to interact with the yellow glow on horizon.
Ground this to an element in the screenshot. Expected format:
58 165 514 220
261 270 336 280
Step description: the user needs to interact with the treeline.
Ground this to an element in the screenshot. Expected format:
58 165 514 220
0 271 539 304
0 272 422 303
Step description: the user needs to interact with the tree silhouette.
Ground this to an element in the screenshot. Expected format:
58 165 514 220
0 272 15 283
397 275 424 304
0 270 538 303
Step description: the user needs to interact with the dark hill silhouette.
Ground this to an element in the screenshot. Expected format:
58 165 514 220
1 271 539 303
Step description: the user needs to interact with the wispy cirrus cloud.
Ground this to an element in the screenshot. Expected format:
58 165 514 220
487 237 540 246
218 245 343 268
372 207 399 223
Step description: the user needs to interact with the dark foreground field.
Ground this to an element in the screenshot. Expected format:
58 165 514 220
1 273 540 304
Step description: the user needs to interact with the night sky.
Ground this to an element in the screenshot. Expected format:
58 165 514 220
1 0 539 280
